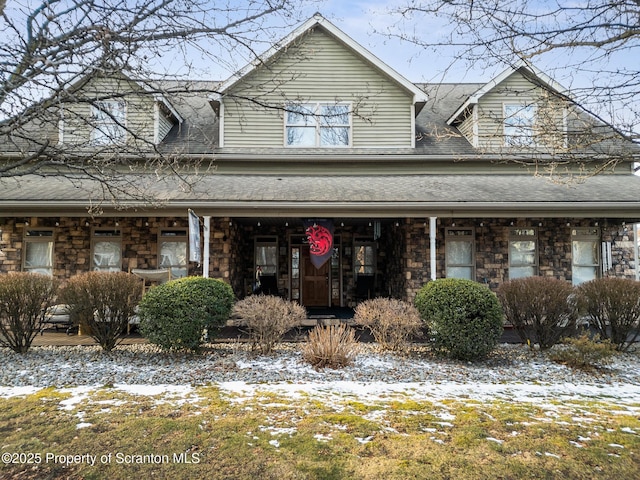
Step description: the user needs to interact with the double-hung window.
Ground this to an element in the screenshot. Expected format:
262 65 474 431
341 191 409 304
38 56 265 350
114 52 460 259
354 240 376 277
504 103 536 146
91 100 126 145
24 229 54 276
92 229 122 272
159 229 188 278
571 228 600 285
286 102 350 147
509 228 538 279
446 228 475 280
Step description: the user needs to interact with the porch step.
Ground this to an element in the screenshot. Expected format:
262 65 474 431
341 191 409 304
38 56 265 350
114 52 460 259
226 314 355 328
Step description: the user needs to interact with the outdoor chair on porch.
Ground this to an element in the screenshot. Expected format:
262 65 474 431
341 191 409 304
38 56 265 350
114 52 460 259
355 274 375 302
41 304 75 335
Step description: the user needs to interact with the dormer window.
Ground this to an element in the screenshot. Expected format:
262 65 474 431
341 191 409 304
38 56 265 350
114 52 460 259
285 103 351 147
504 103 536 146
91 100 126 145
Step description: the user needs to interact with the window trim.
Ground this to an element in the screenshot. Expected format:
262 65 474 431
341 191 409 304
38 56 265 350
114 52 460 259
445 227 475 280
158 228 188 278
23 228 55 276
284 101 352 148
91 228 122 272
571 227 601 285
90 100 127 146
508 227 538 279
503 102 537 147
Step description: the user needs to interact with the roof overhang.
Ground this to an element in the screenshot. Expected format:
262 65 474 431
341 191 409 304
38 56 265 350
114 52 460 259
3 173 640 220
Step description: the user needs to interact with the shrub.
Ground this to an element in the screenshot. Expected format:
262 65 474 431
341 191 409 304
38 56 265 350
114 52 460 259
301 324 359 369
60 272 142 351
576 277 640 351
497 277 578 350
354 297 422 351
138 276 234 352
549 332 616 370
415 279 503 361
0 272 59 353
232 295 306 354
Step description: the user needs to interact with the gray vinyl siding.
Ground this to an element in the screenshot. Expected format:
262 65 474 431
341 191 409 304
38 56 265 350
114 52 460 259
62 77 157 148
475 72 566 152
223 27 414 148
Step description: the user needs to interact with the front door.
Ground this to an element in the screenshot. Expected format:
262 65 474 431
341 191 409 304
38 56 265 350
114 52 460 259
302 247 330 307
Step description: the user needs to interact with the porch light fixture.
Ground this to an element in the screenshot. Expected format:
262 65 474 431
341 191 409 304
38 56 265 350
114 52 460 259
257 221 261 227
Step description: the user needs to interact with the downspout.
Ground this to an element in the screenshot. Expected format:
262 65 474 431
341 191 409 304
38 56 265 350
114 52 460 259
203 216 211 278
430 217 437 281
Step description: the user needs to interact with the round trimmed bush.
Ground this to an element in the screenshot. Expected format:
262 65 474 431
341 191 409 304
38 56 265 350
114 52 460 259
415 279 504 361
138 276 235 352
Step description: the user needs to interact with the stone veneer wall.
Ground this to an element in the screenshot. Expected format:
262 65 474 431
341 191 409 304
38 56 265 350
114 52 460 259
0 216 636 305
0 216 235 282
400 217 637 302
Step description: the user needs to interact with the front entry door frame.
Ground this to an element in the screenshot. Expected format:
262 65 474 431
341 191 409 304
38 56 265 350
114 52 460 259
289 234 342 308
301 245 331 307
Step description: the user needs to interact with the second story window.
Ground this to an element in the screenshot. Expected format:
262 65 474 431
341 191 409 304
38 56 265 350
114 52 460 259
504 104 536 146
91 100 126 145
286 103 350 147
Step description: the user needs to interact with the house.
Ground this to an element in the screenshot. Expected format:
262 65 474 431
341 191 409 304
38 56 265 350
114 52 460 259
1 14 639 309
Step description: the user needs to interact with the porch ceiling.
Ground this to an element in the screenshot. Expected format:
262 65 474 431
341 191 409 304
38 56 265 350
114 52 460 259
3 173 640 219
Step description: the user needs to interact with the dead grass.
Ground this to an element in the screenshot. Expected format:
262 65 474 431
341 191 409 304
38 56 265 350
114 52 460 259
1 387 639 479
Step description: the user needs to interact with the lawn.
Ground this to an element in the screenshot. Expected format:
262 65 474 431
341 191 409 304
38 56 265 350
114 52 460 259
1 382 639 479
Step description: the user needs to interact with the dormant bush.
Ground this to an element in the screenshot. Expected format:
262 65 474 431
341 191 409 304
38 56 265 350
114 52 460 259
497 277 578 350
354 297 422 351
61 272 142 352
302 324 359 369
0 272 59 353
549 333 616 370
138 277 235 353
232 295 306 354
576 277 640 351
415 278 503 361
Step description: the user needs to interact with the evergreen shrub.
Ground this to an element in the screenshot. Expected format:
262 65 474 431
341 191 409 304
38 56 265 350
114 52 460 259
138 276 234 352
415 278 503 361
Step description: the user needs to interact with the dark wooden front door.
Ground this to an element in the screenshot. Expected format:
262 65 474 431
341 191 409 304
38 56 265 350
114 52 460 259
302 247 330 307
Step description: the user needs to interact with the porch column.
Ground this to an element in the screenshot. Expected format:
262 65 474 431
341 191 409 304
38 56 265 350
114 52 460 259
203 216 211 278
430 216 437 281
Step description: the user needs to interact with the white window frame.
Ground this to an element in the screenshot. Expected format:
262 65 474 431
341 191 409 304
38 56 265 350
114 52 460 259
509 228 538 279
285 102 351 148
445 228 475 280
571 228 600 285
23 228 54 276
504 103 536 147
91 100 126 145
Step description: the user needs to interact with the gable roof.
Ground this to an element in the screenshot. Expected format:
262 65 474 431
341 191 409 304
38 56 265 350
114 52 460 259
215 13 428 104
67 70 184 124
446 62 568 125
